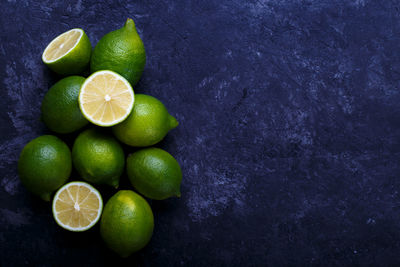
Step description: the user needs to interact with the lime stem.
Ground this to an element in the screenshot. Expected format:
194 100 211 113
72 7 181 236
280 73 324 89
169 115 179 129
124 18 136 31
110 180 119 189
40 192 52 201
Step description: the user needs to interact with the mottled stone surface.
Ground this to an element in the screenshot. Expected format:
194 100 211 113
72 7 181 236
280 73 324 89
1 0 400 266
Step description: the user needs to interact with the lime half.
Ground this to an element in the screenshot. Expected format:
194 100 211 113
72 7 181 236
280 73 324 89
52 181 103 232
79 70 134 127
42 28 92 75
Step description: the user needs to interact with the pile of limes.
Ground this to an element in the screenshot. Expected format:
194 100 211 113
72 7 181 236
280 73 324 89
18 18 182 257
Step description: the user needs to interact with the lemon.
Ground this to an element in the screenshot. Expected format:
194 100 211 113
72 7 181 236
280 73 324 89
41 76 88 134
100 190 154 257
90 18 146 86
112 94 178 147
42 28 92 76
72 128 124 188
52 181 103 232
127 148 182 200
79 70 134 127
18 135 71 201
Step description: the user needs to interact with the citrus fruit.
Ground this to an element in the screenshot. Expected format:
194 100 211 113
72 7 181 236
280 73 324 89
41 76 88 134
127 148 182 200
90 18 146 86
42 28 92 75
112 94 178 147
79 70 134 127
52 181 103 232
100 190 154 257
18 135 71 201
72 128 124 188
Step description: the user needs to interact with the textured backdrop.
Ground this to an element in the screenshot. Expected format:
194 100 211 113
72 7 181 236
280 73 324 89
1 0 400 266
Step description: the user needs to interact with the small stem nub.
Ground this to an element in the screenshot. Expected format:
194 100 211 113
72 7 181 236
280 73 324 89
124 18 136 31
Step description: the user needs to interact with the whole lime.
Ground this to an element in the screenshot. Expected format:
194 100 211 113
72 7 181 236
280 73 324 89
127 148 182 200
72 128 124 188
100 190 154 257
90 18 145 86
18 135 71 201
41 76 88 134
112 94 178 147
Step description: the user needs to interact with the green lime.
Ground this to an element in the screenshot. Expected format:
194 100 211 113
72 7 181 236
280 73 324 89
127 148 182 200
112 94 178 147
18 135 71 201
42 28 92 76
41 76 88 134
72 128 124 188
100 190 154 257
90 18 146 86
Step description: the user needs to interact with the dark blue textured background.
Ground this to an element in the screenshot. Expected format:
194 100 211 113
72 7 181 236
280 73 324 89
1 0 400 266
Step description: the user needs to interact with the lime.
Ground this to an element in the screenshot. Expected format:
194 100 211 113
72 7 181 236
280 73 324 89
127 148 182 200
90 18 146 86
52 181 103 232
18 135 71 201
112 94 178 147
78 70 134 127
42 28 92 76
100 190 154 257
72 128 125 188
41 76 88 134
72 128 124 188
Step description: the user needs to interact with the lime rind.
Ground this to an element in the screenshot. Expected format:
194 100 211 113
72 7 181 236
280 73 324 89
52 181 103 232
168 115 179 129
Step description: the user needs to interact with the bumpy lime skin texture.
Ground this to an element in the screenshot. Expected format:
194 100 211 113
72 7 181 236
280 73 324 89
72 128 124 188
44 29 92 76
90 18 146 86
112 94 178 147
18 135 72 201
100 190 154 257
127 148 182 200
41 76 88 134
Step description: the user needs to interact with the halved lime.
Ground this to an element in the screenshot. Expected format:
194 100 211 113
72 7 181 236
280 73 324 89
52 181 103 232
79 70 134 127
42 28 92 75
